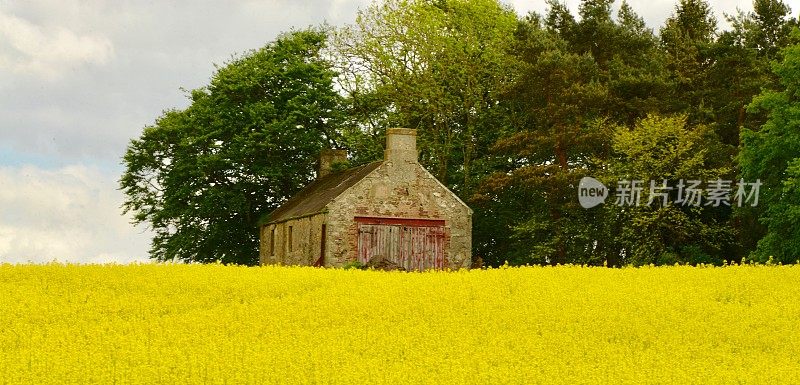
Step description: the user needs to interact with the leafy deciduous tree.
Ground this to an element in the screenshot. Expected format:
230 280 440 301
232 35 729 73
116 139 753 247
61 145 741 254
121 29 344 264
608 114 734 265
740 31 800 262
333 0 519 194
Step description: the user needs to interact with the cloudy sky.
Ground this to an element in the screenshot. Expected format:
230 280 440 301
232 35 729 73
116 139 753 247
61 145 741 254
0 0 768 264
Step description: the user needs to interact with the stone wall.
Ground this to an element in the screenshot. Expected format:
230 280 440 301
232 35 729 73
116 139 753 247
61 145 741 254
324 160 472 269
259 128 472 270
259 213 326 265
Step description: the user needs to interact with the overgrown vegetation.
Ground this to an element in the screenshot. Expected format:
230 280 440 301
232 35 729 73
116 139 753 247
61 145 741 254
121 0 800 266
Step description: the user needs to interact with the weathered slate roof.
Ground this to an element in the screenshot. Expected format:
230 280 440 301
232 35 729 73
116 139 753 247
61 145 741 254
261 161 382 225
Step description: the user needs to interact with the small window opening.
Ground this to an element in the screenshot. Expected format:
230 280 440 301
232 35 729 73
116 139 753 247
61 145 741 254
288 226 293 252
270 227 275 256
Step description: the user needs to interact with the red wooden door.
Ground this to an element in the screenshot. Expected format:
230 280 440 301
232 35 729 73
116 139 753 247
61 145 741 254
356 217 446 271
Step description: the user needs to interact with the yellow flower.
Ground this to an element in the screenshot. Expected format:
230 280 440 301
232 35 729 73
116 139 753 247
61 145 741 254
0 263 798 384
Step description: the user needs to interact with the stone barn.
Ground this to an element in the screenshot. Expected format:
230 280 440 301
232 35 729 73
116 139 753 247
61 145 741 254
259 128 472 271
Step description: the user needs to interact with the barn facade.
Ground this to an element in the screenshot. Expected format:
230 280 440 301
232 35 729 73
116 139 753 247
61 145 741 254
259 128 472 271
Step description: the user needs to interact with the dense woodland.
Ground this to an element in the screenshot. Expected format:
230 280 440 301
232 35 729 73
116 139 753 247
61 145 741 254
121 0 800 267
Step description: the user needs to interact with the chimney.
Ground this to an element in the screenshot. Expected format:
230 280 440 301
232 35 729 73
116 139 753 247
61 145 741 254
384 128 417 164
318 149 348 178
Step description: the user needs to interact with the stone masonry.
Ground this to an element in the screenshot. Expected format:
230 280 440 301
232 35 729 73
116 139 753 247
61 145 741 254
259 128 472 270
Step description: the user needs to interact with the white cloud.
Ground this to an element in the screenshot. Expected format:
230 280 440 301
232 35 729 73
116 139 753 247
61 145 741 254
0 164 150 264
0 10 113 79
510 0 759 31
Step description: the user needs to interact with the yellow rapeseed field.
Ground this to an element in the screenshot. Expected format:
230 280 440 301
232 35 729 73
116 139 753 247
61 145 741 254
1 263 799 384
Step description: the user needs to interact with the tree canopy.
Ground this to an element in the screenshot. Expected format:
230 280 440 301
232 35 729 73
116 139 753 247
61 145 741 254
123 0 800 266
121 28 343 264
740 29 800 263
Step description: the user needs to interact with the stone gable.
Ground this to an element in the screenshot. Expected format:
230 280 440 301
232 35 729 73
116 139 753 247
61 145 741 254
260 128 472 270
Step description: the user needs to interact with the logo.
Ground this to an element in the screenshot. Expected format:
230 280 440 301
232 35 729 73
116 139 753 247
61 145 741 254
578 177 608 208
576 178 762 208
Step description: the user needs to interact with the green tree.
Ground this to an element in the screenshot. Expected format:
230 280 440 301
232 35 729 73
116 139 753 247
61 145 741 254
660 0 718 123
759 160 800 260
740 31 800 262
545 0 670 126
475 12 610 266
710 0 796 146
333 0 519 193
475 1 668 266
729 0 796 59
710 0 796 258
608 114 734 265
607 2 672 125
120 28 344 264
